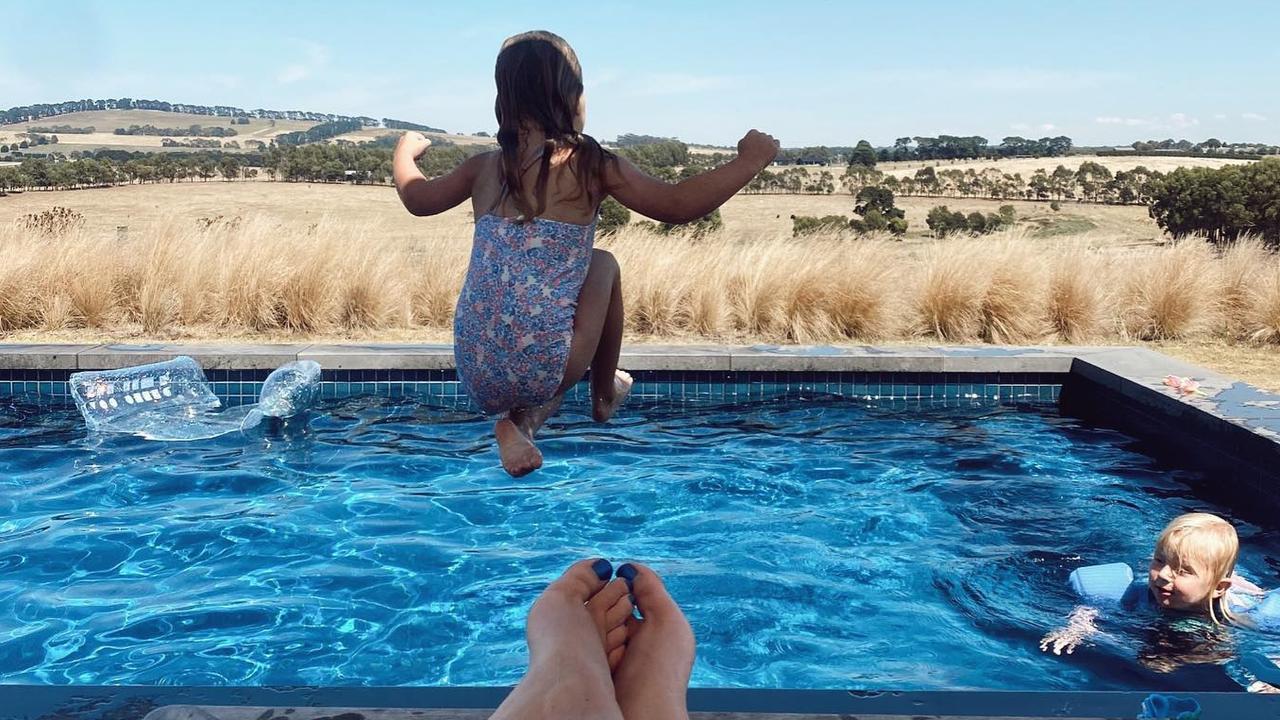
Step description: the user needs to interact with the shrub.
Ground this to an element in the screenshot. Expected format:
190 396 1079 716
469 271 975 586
20 207 85 236
597 197 631 235
791 215 849 237
926 205 969 237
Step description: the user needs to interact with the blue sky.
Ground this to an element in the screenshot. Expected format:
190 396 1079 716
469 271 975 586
3 0 1278 147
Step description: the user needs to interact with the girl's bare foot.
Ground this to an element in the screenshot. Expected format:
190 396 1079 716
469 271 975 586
490 559 624 720
592 369 633 423
494 417 542 477
611 563 695 720
585 576 634 672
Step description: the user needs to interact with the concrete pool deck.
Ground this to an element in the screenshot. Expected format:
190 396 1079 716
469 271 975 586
2 343 1279 718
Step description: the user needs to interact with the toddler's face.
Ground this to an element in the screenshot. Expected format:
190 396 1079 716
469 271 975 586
1147 553 1217 611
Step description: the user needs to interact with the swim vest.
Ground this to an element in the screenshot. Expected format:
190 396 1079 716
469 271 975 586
1068 562 1280 630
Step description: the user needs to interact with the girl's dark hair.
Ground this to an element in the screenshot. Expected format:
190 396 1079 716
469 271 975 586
494 30 614 220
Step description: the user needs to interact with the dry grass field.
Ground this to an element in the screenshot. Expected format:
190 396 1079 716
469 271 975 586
726 194 1161 245
0 181 1274 389
1 180 1277 391
1 110 494 152
0 180 1162 245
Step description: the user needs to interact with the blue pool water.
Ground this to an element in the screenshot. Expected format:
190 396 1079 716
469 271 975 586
1 394 1277 690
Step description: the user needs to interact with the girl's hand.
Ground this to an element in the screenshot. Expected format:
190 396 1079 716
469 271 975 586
396 131 433 160
737 129 779 168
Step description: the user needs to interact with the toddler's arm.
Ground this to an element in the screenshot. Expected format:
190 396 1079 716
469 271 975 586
604 129 778 224
1040 605 1100 655
393 132 485 217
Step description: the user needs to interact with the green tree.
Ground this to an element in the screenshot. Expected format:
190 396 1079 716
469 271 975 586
218 156 242 181
849 140 877 168
926 205 965 237
966 212 989 234
1146 158 1280 246
597 197 631 235
854 186 904 220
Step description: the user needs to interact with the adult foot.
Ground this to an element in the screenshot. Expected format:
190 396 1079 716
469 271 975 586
592 369 633 423
586 576 634 672
489 558 624 720
612 562 695 720
495 417 541 477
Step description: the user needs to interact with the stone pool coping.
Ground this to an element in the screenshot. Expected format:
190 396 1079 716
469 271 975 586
4 685 1278 719
0 341 1151 372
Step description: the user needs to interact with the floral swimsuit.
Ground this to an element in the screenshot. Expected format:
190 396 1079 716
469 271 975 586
453 213 595 415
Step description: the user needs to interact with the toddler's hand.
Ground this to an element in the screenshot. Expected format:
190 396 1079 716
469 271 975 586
1040 626 1085 655
1039 606 1098 655
737 129 779 168
396 131 433 160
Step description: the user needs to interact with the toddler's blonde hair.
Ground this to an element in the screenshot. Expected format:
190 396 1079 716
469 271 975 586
1154 512 1239 624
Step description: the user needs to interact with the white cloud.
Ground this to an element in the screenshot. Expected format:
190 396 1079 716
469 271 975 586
1096 116 1148 126
1242 112 1267 121
1039 123 1057 131
1095 114 1198 130
276 41 330 85
1213 113 1228 120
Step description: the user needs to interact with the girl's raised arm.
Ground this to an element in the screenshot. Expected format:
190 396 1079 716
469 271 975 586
604 129 778 224
393 132 486 217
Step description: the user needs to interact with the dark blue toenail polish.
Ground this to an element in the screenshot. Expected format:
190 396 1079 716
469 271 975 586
591 558 613 581
616 563 637 590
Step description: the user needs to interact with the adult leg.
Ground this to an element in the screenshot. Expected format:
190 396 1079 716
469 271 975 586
558 249 632 423
490 559 627 720
611 563 696 720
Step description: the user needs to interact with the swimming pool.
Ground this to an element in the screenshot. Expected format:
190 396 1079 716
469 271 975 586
3 382 1277 693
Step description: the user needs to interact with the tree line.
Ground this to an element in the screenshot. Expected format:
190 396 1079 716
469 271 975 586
272 120 365 147
1128 137 1279 155
29 124 94 134
114 124 239 137
1 98 380 126
384 119 447 133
